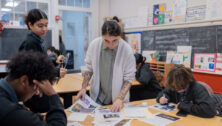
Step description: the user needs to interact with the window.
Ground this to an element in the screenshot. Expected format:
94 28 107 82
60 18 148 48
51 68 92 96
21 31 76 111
0 0 49 27
58 0 90 8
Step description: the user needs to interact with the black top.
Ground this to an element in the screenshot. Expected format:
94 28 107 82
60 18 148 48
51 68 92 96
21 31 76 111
156 81 217 118
0 79 67 126
136 63 162 92
19 32 58 113
19 32 46 54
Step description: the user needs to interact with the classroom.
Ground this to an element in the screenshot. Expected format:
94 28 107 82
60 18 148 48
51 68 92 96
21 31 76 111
0 0 222 126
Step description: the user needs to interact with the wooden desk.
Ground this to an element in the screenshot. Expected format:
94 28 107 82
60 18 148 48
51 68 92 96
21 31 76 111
54 73 141 108
66 99 222 126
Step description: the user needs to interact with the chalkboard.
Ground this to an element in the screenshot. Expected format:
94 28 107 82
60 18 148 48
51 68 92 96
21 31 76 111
0 28 52 60
141 25 222 67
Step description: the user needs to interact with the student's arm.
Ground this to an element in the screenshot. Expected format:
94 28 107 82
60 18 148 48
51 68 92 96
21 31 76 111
76 43 93 100
156 88 171 103
5 80 67 126
110 53 136 112
5 95 66 126
178 86 217 118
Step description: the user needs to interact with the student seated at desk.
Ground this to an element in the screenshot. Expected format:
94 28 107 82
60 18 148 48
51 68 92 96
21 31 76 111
131 53 162 101
0 51 67 126
156 65 217 118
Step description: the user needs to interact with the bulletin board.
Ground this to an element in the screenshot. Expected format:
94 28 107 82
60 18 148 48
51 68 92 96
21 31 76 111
193 53 216 72
125 32 142 53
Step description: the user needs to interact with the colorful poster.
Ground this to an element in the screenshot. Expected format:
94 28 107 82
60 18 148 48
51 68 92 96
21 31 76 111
159 3 166 14
193 53 216 72
206 0 222 20
177 46 192 67
172 0 187 24
125 32 142 53
186 5 206 22
165 11 173 24
158 14 165 24
153 4 159 25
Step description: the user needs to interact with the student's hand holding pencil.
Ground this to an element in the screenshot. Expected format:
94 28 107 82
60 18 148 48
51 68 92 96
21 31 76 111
159 94 168 104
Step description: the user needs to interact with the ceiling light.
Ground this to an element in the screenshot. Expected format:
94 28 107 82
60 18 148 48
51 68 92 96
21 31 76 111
5 1 19 7
1 8 12 12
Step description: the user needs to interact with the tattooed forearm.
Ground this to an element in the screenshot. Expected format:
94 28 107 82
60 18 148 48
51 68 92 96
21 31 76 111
82 71 93 89
117 80 132 100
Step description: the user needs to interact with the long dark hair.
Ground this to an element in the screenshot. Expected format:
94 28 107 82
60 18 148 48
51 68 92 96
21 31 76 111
134 53 146 65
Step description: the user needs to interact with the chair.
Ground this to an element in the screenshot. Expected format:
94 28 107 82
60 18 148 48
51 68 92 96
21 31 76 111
197 81 214 96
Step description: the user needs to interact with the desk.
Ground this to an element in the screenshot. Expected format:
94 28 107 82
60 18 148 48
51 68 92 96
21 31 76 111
54 73 141 108
66 99 222 126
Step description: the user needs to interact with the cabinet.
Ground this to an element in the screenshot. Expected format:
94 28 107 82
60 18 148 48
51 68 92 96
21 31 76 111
146 61 174 87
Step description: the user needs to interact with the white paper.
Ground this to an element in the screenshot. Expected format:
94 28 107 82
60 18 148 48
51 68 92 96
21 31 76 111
177 46 192 67
206 0 222 20
67 122 83 126
68 94 100 113
149 103 176 112
166 51 176 63
95 108 122 121
142 51 156 62
68 112 88 121
140 115 173 126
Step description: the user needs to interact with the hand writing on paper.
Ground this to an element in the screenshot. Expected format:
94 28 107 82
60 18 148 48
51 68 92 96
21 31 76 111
110 98 123 112
159 96 168 104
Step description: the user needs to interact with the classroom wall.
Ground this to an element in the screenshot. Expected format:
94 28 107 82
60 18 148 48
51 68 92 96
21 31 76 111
98 0 222 32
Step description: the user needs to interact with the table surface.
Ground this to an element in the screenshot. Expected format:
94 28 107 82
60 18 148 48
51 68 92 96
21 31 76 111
53 73 140 94
66 99 222 126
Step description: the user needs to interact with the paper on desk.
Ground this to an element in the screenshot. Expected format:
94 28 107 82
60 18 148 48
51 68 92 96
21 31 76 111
68 112 88 121
123 103 153 118
68 94 100 113
149 103 176 112
94 108 122 121
93 119 132 126
67 122 83 126
139 113 180 126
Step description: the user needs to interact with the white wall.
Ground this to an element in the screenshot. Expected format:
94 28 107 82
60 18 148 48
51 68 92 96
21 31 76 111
98 0 222 32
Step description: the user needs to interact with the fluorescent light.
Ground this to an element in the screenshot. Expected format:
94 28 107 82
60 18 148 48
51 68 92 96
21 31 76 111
5 1 19 7
1 8 12 12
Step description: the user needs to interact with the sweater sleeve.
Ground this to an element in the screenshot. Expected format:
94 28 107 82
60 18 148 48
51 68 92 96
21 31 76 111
4 95 67 126
178 86 216 118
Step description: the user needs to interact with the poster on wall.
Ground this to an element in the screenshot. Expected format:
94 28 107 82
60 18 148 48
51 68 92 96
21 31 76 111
186 5 206 22
153 4 159 25
125 32 142 53
193 53 216 72
165 11 173 24
177 46 192 67
172 0 187 24
215 53 222 74
206 0 222 20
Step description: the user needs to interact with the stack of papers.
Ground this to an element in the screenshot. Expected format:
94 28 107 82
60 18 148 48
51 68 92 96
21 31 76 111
68 95 100 113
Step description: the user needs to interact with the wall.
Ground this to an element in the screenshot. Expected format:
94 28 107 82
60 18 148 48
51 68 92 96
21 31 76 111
100 0 222 32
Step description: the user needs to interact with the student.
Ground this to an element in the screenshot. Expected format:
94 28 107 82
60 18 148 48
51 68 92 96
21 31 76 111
76 20 136 112
156 65 217 118
0 51 67 126
19 9 66 112
19 8 66 78
131 53 162 101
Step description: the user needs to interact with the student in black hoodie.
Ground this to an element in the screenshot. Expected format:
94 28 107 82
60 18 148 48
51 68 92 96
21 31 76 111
0 51 67 126
156 64 217 118
19 9 66 112
131 53 162 101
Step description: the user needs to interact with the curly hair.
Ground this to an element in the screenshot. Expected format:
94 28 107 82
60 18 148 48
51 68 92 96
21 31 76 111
102 20 121 36
167 64 195 91
6 51 57 85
